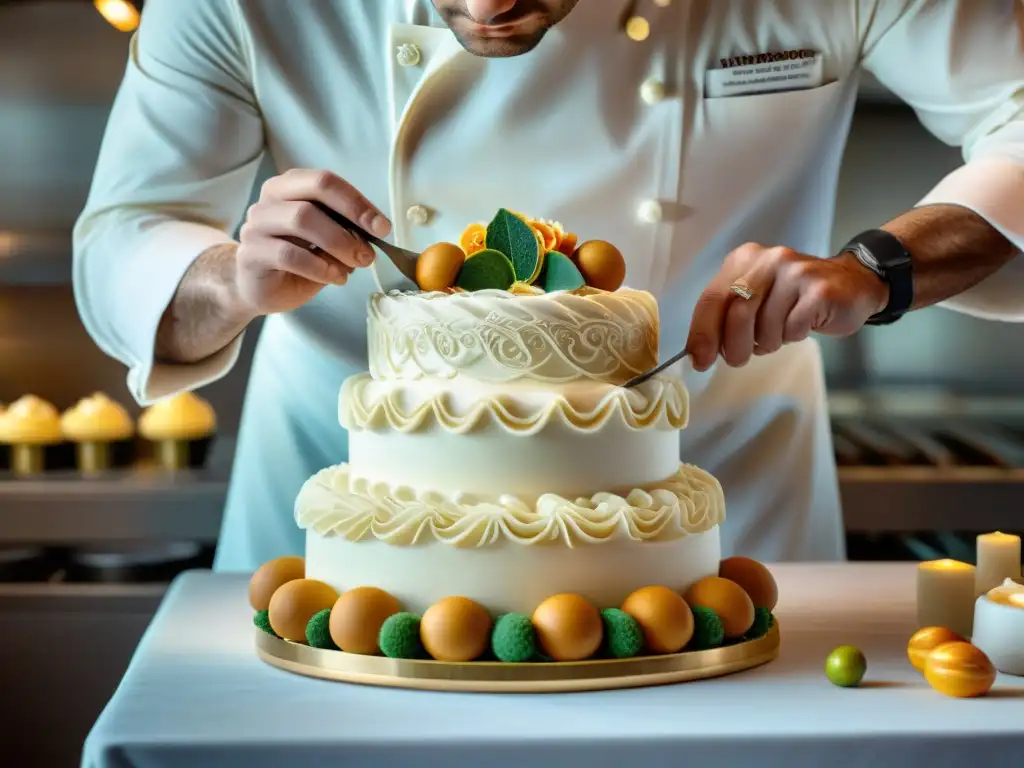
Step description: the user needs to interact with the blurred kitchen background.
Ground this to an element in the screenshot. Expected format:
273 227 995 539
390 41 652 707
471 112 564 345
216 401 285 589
2 1 1023 765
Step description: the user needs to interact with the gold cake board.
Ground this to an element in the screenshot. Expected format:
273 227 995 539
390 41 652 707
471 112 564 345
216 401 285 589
255 623 780 693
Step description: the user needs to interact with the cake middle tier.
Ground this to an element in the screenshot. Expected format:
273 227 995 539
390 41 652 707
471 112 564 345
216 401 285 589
296 462 725 614
339 373 688 503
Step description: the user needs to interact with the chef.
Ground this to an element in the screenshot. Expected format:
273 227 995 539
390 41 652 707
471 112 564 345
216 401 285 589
74 0 1024 570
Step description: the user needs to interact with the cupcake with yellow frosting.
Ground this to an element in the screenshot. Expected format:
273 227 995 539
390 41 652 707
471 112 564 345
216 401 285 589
61 393 135 474
139 390 216 470
0 403 7 471
0 395 68 476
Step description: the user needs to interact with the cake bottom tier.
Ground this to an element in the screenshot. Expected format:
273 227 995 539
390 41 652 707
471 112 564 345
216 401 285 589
305 526 721 615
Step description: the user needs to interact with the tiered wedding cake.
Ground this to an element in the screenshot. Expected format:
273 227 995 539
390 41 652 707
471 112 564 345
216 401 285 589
249 210 778 680
298 286 724 613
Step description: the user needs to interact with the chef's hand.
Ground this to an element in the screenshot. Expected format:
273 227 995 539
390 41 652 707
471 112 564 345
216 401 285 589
685 243 890 372
235 169 391 315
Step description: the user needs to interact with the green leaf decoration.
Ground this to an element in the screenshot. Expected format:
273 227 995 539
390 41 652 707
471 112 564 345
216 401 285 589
454 248 516 291
485 208 541 282
525 249 546 284
538 251 585 292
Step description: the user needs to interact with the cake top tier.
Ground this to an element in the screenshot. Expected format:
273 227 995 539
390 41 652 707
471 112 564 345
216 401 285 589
368 208 658 384
368 287 659 384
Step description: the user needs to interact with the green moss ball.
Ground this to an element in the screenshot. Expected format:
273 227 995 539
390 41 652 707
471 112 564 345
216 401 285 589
688 606 725 650
305 608 338 649
744 607 774 640
491 612 537 663
600 608 644 659
253 609 279 638
378 612 425 659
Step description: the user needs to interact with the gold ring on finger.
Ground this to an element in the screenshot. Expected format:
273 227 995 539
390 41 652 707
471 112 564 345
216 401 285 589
729 283 754 301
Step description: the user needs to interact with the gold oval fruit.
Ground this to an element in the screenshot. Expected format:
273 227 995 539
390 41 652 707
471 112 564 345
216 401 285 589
267 578 339 642
328 586 402 655
924 641 996 698
621 585 694 654
684 576 755 639
907 626 966 672
416 242 466 292
532 593 603 661
420 596 492 662
571 240 626 292
718 556 778 611
248 556 305 611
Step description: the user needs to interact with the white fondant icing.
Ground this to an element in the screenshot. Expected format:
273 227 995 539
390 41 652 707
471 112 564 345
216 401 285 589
346 418 682 503
367 288 659 384
304 525 722 615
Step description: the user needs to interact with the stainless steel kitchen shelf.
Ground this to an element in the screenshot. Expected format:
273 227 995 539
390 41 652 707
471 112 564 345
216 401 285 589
838 467 1024 532
0 581 167 608
0 230 73 285
1 468 1021 544
3 409 1023 542
0 469 227 543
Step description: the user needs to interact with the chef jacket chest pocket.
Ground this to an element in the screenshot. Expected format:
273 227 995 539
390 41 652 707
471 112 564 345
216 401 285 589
688 80 845 206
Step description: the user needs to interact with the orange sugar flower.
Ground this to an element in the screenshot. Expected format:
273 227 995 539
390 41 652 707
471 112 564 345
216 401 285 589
458 222 487 256
557 230 578 256
528 219 558 252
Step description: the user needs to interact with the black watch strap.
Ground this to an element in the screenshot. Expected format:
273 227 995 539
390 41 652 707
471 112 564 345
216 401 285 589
839 229 914 326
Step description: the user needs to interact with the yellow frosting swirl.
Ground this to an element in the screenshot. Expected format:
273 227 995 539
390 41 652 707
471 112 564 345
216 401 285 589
0 395 63 444
138 391 216 440
61 392 134 441
295 463 725 548
339 373 688 435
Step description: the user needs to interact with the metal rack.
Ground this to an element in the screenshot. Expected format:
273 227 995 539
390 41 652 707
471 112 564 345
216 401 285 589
0 438 233 544
3 420 1024 544
0 230 72 285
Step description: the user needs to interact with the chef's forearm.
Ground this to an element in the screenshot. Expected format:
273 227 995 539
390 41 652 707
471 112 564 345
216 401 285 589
880 204 1019 311
155 242 254 365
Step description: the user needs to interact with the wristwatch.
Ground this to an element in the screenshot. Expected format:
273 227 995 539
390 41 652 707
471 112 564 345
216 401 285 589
838 229 914 326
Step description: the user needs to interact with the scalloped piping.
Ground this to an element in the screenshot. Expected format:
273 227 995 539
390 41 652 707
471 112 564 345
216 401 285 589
295 463 725 548
338 374 689 435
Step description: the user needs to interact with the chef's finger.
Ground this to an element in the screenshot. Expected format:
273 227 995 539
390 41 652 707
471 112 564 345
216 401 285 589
687 243 768 371
720 263 777 367
753 279 800 354
782 291 823 344
255 237 353 285
263 169 392 238
686 283 732 371
252 200 375 269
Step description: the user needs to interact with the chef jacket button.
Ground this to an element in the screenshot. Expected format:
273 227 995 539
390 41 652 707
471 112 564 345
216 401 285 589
396 43 422 68
640 78 666 104
637 199 663 224
406 204 432 226
624 16 650 41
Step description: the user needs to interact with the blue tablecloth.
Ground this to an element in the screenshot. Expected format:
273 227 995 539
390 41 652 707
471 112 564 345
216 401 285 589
83 563 1024 768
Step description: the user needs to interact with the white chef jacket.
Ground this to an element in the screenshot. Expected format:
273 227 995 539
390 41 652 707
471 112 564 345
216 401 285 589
73 0 1024 572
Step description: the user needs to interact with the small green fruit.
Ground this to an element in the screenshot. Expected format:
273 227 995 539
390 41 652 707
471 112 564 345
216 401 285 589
253 609 279 638
305 608 337 650
825 645 867 687
378 612 425 659
491 612 537 663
